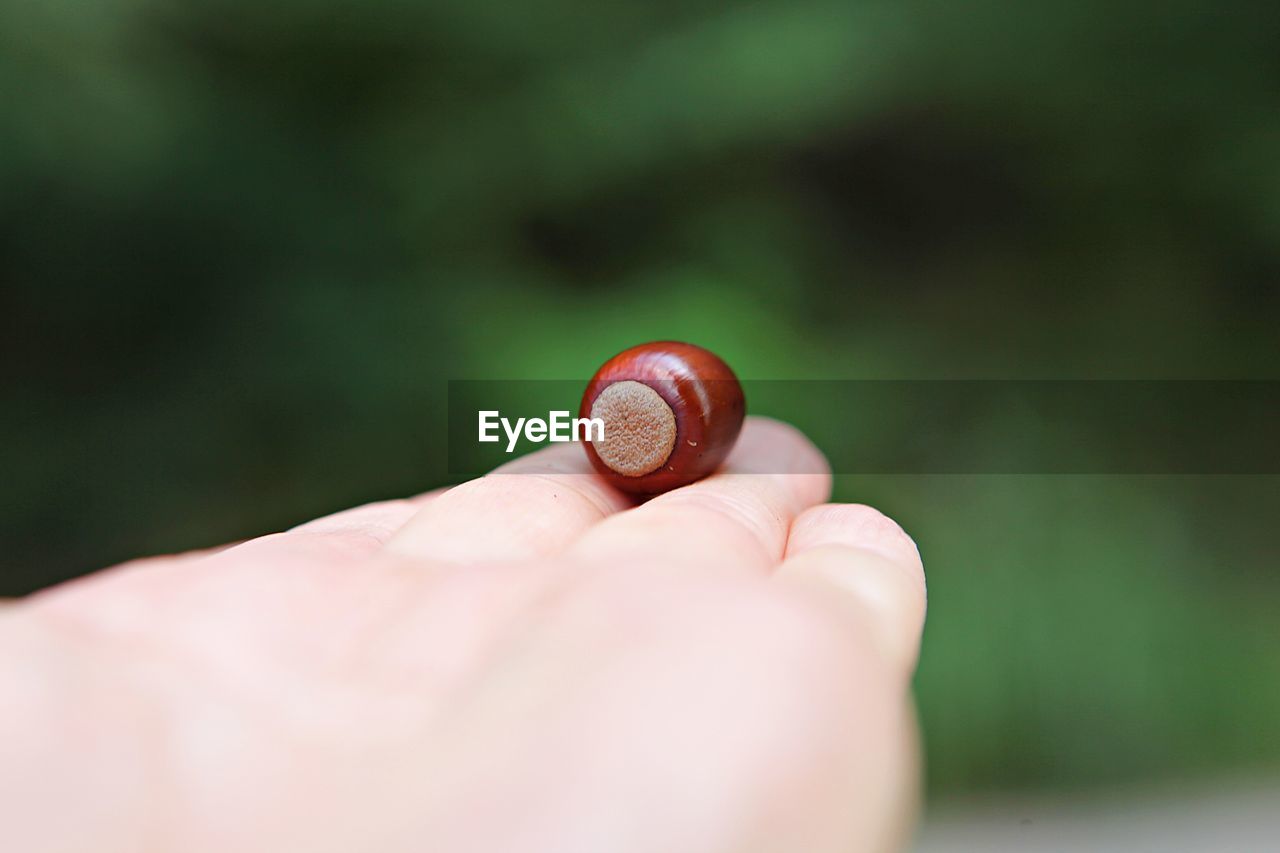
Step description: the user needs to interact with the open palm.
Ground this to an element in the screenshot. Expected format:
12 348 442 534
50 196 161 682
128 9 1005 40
3 418 926 853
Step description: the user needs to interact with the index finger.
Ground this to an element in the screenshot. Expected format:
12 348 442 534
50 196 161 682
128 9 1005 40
385 441 636 562
567 417 831 574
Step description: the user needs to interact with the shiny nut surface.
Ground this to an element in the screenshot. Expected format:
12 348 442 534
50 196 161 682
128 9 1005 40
580 341 745 494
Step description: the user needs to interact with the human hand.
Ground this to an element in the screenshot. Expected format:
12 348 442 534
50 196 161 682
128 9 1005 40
1 417 926 853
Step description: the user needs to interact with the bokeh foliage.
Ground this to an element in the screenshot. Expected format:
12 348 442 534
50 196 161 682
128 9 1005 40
3 0 1278 797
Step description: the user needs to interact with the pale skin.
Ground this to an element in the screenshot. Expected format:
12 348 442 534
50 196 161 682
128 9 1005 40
0 418 926 853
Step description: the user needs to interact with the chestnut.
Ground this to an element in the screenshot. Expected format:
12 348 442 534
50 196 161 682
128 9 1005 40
580 341 745 494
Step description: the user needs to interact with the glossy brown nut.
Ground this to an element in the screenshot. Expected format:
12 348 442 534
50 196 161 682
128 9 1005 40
580 341 745 494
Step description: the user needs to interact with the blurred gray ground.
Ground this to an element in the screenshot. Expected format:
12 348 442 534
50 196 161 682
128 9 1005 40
914 778 1280 852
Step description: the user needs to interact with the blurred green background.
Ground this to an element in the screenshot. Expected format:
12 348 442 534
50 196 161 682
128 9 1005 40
3 0 1278 804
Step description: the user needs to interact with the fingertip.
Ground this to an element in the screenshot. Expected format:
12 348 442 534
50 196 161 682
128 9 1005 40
777 504 927 674
720 417 832 512
728 417 832 475
786 504 923 583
